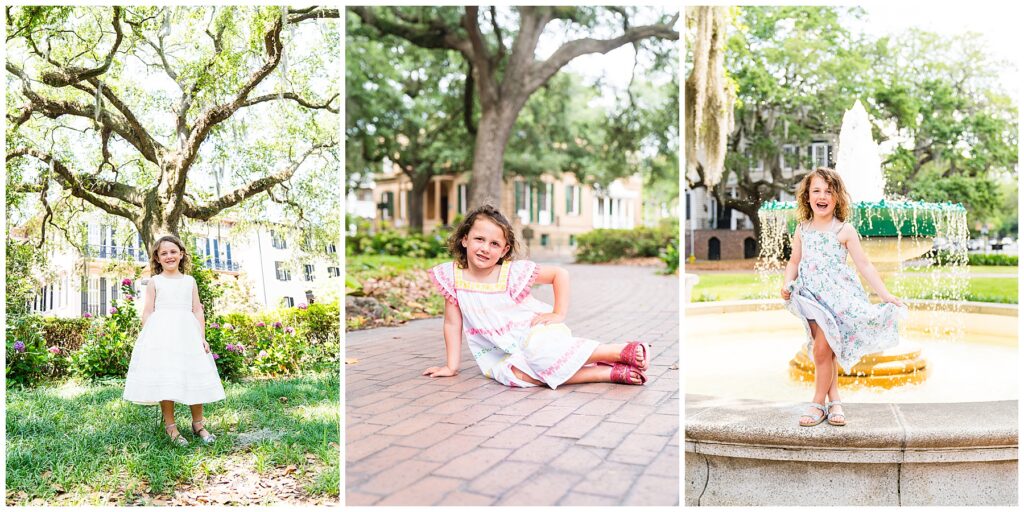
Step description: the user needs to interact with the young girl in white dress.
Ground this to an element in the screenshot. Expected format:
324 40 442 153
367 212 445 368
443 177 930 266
424 205 649 388
781 168 907 427
123 235 226 446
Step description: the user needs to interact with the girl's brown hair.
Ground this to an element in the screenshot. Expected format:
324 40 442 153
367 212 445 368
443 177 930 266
149 235 191 275
796 167 851 222
447 204 518 269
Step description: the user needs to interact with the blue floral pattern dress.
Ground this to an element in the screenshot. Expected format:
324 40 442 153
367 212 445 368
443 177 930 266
785 220 908 370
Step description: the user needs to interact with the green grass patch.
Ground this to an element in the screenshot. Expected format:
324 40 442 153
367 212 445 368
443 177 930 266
691 269 1018 304
347 255 448 280
6 373 339 505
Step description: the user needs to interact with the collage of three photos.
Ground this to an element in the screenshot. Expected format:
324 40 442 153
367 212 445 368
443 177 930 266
3 3 1019 507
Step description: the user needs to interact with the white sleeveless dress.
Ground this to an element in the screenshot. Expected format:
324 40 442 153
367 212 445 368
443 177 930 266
123 273 226 405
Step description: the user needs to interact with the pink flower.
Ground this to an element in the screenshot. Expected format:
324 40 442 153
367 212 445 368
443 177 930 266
225 343 235 352
210 322 221 329
298 303 308 310
48 346 60 355
273 321 283 329
212 353 220 360
256 321 266 327
109 307 118 315
284 326 295 334
121 278 132 286
258 350 268 358
83 312 93 319
224 323 235 331
125 294 134 301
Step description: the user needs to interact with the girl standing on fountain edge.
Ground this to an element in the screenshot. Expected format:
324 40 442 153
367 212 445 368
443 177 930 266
780 168 908 427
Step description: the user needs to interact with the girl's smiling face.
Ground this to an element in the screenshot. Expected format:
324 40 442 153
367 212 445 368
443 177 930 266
461 218 510 272
808 175 836 218
157 241 183 271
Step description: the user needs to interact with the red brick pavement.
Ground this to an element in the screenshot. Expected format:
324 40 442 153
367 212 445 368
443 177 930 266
345 264 680 506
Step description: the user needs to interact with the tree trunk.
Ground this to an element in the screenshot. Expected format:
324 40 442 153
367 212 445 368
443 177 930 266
468 104 521 209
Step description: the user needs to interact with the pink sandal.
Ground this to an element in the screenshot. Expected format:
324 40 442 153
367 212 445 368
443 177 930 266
610 363 646 385
619 341 650 371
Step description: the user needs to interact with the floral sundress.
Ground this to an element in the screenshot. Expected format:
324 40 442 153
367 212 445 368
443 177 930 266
785 219 908 370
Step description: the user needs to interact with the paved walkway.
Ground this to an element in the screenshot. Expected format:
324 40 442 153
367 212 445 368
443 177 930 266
345 264 679 506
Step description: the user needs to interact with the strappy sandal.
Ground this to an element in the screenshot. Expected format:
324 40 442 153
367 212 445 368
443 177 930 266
609 363 646 385
165 423 189 447
619 341 650 371
799 402 828 427
826 400 847 426
191 419 216 445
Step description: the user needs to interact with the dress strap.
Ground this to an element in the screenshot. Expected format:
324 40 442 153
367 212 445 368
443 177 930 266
832 220 845 234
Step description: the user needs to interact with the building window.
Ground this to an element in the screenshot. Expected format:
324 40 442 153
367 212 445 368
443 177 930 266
327 266 340 278
569 234 576 247
275 262 291 281
537 183 553 225
811 142 831 168
381 191 395 220
271 230 287 249
745 148 763 172
514 181 529 224
303 264 315 282
565 184 581 216
540 234 550 247
325 243 337 255
305 290 315 305
283 296 295 308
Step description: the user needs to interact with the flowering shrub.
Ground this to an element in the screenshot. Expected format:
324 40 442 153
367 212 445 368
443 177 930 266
71 280 139 380
9 296 339 386
6 317 48 387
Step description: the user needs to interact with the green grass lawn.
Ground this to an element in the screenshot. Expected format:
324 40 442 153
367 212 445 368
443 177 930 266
346 254 448 281
691 268 1018 304
6 372 339 505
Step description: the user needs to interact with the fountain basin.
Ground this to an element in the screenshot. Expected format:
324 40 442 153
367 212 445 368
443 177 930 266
684 300 1018 505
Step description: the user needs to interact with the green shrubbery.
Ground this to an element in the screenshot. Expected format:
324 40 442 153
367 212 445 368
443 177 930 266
967 253 1018 266
575 220 678 264
346 229 450 258
5 277 339 387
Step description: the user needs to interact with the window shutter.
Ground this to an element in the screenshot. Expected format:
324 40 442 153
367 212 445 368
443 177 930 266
100 277 107 315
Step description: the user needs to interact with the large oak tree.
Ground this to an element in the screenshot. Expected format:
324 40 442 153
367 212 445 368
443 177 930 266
348 6 678 208
6 6 340 250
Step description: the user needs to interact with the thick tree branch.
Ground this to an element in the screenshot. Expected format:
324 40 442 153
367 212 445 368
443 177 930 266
7 147 142 218
242 92 340 113
288 7 339 24
181 16 284 176
7 62 163 164
38 7 124 87
348 6 471 54
526 17 678 94
183 144 327 220
462 7 499 106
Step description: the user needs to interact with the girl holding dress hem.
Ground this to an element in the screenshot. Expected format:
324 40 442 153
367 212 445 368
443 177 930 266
781 168 907 427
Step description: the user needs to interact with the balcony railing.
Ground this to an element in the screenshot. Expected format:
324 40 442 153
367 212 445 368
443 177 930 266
85 244 147 263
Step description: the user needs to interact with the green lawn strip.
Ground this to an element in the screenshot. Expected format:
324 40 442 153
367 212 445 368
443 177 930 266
903 265 1018 275
6 372 339 504
347 255 448 280
346 255 449 330
690 272 1017 304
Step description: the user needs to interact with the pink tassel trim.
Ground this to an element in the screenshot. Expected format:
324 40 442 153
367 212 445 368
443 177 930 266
429 268 458 305
510 263 540 304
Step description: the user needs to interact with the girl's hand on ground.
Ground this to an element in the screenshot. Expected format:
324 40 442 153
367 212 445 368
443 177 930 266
531 312 565 326
202 340 211 353
423 366 457 378
881 293 905 308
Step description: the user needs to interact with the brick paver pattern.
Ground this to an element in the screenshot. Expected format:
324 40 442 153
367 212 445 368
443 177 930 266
345 264 680 505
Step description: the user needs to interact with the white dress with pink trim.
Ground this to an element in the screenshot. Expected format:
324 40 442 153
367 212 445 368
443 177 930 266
430 260 599 389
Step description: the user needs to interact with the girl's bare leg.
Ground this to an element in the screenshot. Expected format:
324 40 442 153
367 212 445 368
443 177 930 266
511 364 643 386
586 343 644 367
800 322 833 424
189 403 203 423
160 400 176 425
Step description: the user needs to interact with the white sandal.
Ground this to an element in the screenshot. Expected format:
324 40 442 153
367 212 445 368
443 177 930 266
826 400 847 426
799 402 828 427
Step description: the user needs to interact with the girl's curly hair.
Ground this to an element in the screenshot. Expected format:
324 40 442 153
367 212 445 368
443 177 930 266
796 167 851 222
447 204 518 269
